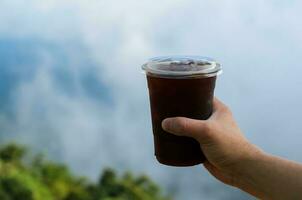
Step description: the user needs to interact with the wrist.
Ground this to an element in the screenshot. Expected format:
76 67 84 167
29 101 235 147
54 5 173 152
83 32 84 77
232 144 269 197
231 143 265 185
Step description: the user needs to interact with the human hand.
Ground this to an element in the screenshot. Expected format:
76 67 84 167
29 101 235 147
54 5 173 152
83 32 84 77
162 98 302 199
161 98 262 187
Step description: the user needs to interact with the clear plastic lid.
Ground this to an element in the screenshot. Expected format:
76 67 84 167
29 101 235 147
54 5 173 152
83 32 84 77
142 56 222 78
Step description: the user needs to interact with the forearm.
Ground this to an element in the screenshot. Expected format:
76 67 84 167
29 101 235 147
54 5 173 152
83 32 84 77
236 151 302 199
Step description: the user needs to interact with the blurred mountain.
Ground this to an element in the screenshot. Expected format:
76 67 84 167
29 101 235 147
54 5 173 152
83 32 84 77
0 38 112 116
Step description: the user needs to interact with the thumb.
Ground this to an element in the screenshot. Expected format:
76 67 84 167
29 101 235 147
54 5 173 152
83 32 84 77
162 117 210 142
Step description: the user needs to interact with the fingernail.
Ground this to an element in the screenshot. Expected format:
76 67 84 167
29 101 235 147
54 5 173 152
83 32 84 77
162 118 172 131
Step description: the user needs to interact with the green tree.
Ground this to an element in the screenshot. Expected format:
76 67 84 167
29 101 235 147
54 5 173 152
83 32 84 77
0 143 171 200
0 143 26 163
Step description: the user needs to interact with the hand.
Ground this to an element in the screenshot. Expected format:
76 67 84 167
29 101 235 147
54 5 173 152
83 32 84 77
161 98 262 187
162 98 302 199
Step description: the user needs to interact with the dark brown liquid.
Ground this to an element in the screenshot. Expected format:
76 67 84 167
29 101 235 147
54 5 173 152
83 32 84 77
147 75 216 166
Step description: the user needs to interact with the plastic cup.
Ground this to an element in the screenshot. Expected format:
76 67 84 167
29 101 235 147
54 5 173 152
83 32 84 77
142 56 222 167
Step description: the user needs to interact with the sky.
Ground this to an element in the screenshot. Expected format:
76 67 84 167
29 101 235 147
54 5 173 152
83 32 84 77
0 0 302 199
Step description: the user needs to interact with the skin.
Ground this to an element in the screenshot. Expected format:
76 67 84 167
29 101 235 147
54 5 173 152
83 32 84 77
162 98 302 200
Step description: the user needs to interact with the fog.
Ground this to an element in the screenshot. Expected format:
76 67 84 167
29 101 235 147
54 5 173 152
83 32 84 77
0 0 302 199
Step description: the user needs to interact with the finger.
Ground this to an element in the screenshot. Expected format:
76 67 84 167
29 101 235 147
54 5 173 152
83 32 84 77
162 117 209 142
211 97 231 119
203 161 218 175
213 97 228 112
204 161 234 185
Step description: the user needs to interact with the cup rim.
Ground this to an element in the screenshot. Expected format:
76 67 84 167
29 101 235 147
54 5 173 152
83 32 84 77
142 55 222 78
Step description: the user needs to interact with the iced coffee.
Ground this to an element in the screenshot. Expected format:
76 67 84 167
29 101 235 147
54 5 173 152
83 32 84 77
142 56 222 167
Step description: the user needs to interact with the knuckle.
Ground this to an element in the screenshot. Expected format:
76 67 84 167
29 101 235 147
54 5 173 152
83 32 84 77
202 122 212 133
196 122 213 143
221 105 232 115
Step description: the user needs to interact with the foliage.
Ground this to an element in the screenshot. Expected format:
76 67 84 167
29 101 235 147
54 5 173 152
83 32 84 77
0 143 171 200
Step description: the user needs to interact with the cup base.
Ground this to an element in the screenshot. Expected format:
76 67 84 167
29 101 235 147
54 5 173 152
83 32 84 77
156 156 204 167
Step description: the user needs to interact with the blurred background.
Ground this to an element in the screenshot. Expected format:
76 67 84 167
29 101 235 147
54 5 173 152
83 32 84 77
0 0 302 199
